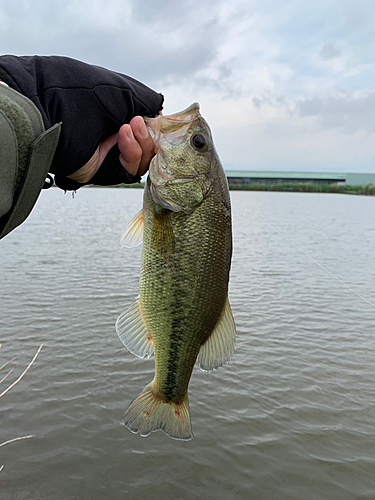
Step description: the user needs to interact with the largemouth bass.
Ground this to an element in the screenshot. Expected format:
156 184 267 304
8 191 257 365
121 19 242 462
116 103 235 440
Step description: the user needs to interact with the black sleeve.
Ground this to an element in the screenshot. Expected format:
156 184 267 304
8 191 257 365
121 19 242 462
0 55 164 179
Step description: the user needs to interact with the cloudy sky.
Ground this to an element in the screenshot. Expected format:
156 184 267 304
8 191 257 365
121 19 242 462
1 0 375 172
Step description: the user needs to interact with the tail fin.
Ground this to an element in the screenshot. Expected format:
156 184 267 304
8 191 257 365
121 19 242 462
123 382 193 441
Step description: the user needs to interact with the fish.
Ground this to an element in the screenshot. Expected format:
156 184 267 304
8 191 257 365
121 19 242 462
116 103 235 440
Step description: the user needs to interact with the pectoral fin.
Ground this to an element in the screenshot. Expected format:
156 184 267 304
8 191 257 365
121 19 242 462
116 297 153 359
121 209 144 248
197 297 235 371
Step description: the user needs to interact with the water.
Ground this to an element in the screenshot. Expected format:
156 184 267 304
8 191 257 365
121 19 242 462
1 188 375 499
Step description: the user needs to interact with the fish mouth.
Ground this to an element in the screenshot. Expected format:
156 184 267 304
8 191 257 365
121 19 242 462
145 103 201 147
146 103 205 212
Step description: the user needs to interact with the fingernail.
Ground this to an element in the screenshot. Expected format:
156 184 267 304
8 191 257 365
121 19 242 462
138 119 149 139
125 125 134 141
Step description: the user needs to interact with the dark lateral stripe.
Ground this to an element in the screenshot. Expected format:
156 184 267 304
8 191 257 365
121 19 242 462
163 277 187 401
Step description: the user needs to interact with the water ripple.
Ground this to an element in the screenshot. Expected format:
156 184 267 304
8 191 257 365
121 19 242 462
1 189 375 499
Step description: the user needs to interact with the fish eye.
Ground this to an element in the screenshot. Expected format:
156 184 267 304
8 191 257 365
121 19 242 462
191 134 206 150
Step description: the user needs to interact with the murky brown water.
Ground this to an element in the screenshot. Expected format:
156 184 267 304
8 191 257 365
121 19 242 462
1 187 375 499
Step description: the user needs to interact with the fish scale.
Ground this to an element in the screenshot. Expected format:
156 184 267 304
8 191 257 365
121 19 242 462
142 189 230 399
116 103 235 440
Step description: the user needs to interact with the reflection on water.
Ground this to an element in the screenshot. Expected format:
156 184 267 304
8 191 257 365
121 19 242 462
1 188 375 500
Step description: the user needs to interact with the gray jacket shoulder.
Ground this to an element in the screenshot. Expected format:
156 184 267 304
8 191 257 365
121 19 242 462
0 85 61 240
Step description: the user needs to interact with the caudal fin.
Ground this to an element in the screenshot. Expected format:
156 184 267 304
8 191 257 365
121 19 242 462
123 383 193 441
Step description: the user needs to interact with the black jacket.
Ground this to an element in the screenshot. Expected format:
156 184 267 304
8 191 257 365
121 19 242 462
0 55 164 178
0 55 163 239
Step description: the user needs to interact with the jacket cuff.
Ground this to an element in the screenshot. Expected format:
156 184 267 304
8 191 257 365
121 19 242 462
54 143 141 191
89 144 142 185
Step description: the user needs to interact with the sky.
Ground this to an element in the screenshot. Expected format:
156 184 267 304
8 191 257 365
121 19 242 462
1 0 375 173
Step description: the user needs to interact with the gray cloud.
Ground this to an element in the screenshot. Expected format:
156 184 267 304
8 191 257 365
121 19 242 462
297 93 375 133
320 43 341 60
131 0 192 24
2 0 375 171
0 0 228 90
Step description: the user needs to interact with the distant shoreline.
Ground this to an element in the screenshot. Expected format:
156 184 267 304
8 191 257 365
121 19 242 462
228 183 375 195
83 183 375 195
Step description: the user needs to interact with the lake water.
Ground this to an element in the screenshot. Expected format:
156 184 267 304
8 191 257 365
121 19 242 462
1 187 375 500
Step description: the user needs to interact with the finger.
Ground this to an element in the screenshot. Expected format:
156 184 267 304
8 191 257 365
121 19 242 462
98 132 119 166
68 132 120 184
129 116 156 177
118 124 142 176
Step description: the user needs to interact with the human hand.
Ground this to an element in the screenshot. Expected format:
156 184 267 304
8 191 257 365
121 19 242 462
0 56 164 189
68 116 157 184
119 116 156 177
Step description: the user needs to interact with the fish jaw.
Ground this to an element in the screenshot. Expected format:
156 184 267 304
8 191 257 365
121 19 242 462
145 102 201 144
145 103 214 213
145 103 202 187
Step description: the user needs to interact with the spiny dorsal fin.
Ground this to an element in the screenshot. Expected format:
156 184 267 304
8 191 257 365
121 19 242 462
197 297 235 371
121 209 144 248
116 297 153 359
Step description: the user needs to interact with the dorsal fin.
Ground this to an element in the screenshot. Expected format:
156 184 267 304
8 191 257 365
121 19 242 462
116 297 153 359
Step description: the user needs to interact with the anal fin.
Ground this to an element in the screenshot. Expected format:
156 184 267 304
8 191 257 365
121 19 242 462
197 297 235 371
116 297 153 359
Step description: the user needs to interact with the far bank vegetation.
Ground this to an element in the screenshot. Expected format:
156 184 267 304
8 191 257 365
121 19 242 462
228 183 375 195
88 182 375 196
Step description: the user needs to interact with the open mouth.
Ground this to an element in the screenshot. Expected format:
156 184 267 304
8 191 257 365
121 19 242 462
145 103 201 146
